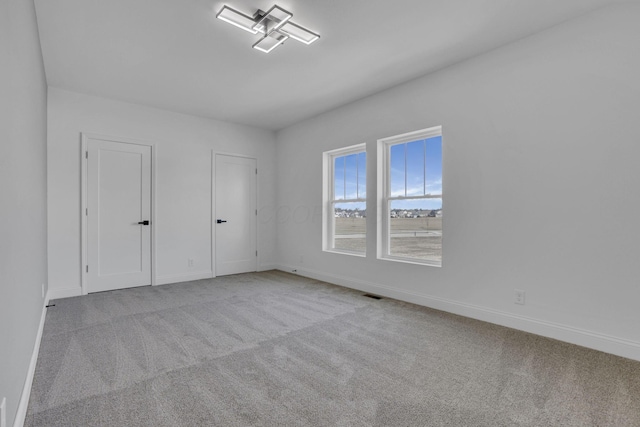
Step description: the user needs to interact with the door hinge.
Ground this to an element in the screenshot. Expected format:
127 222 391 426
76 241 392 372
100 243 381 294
86 265 89 273
85 151 88 159
255 209 257 216
86 208 88 216
256 250 258 257
255 168 258 175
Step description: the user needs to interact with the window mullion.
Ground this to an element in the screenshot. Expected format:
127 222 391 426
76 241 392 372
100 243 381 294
404 143 407 198
342 156 346 200
330 157 335 201
388 194 441 201
356 153 359 199
334 198 366 203
387 144 391 199
423 139 426 196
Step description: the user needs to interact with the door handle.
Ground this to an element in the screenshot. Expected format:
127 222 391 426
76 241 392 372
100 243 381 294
216 219 227 224
138 220 150 225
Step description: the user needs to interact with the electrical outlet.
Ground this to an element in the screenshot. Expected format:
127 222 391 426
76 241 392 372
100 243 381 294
514 289 526 305
187 259 194 268
1 397 7 427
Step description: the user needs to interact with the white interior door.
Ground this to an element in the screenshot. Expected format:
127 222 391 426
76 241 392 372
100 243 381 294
215 154 257 276
86 138 152 293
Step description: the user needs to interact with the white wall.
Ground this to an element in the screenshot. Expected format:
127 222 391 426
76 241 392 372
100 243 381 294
0 0 48 425
275 2 640 360
47 88 277 297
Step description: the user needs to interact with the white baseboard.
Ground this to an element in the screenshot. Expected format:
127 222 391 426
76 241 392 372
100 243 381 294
258 263 279 272
48 287 81 301
51 271 217 296
276 264 640 362
155 271 213 286
13 291 49 427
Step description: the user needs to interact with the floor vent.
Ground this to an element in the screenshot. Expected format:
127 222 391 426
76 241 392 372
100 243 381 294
363 293 382 300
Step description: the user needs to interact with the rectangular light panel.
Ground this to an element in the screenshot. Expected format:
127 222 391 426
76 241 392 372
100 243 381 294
279 21 320 45
216 6 258 34
252 33 289 53
253 5 292 34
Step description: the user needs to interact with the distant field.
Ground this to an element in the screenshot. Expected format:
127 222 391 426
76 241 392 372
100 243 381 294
333 218 442 262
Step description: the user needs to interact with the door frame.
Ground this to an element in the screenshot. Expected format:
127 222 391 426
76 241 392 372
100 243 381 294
211 151 258 277
81 132 157 295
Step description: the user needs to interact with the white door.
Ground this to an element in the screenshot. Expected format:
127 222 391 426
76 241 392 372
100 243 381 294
86 138 152 293
215 154 257 276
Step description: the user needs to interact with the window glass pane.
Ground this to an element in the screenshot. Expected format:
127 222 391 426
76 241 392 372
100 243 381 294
389 143 405 197
333 201 366 253
389 198 442 263
334 156 345 200
357 152 366 199
406 139 425 196
344 154 358 200
425 136 443 195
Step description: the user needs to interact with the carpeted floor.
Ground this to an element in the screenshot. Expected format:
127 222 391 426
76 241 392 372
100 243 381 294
25 270 640 426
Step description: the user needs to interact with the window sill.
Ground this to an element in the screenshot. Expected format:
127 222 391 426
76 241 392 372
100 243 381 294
324 249 366 258
378 255 441 267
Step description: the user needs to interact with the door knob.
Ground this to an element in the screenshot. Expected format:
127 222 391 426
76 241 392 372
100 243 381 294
138 220 150 225
216 219 227 224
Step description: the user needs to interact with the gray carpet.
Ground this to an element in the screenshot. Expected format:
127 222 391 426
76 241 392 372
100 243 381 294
25 271 640 426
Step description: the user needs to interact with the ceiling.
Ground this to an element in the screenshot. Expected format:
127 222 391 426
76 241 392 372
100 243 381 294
34 0 620 131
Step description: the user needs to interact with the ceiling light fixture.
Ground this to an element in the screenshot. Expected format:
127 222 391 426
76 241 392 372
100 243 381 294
216 4 320 53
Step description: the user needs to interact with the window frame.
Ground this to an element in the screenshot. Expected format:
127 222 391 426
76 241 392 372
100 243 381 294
377 126 443 266
322 143 367 257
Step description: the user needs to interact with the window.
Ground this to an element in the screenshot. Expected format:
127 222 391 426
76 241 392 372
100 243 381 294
378 126 442 266
323 144 366 255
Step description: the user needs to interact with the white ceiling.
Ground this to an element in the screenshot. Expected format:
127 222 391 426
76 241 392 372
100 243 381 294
34 0 620 131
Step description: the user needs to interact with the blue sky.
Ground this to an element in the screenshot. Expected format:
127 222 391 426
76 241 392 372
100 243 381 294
390 135 442 209
334 152 366 201
334 136 442 211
